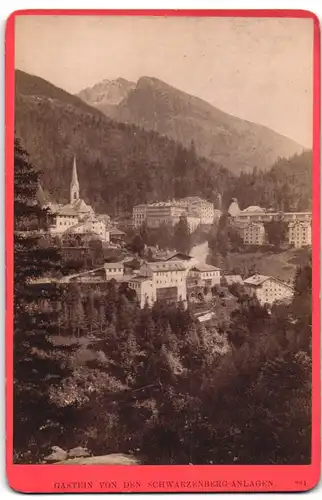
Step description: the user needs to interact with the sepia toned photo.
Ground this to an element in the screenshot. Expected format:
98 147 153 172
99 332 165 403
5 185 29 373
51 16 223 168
13 13 314 468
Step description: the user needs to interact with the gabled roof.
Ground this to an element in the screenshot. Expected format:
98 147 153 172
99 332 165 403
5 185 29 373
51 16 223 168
289 220 311 227
146 261 186 272
244 274 293 290
243 274 270 286
104 262 124 269
109 227 126 236
128 275 151 283
72 198 93 213
166 252 193 261
191 263 221 272
242 206 265 213
57 205 79 216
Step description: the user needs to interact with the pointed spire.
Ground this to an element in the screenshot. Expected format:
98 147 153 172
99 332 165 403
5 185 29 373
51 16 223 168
70 155 80 203
71 155 79 187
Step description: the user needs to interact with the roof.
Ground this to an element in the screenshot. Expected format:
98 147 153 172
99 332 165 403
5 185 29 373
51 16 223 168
57 205 79 216
104 262 124 269
244 274 293 290
191 263 221 272
73 198 93 213
244 221 265 228
109 227 126 236
242 206 265 213
146 262 187 272
244 274 270 286
289 220 311 227
166 252 193 261
225 275 244 285
128 275 151 283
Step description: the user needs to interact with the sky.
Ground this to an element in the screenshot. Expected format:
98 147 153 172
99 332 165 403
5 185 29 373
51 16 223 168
15 15 314 147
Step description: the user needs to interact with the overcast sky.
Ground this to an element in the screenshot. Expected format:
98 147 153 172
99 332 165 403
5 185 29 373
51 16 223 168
15 15 314 147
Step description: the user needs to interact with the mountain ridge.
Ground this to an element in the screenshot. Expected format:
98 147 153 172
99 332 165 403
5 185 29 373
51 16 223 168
14 70 234 215
77 75 304 173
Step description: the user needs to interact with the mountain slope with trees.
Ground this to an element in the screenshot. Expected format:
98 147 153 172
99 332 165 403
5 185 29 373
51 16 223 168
15 70 232 215
15 71 312 216
78 75 304 173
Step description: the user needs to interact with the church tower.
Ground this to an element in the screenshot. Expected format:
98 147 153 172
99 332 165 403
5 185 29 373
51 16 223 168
70 155 80 204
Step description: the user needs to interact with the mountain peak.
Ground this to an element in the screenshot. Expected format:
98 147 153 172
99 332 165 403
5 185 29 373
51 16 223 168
76 73 304 173
77 77 136 107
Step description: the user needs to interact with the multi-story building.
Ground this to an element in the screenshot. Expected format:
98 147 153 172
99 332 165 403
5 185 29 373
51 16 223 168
243 221 266 245
288 220 312 248
188 263 221 287
132 197 214 229
229 200 312 249
243 274 294 306
172 214 201 233
128 261 187 307
145 202 187 229
104 262 124 281
178 196 215 224
133 204 148 228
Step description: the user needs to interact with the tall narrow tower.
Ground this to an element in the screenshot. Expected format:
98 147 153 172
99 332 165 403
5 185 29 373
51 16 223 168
70 155 80 204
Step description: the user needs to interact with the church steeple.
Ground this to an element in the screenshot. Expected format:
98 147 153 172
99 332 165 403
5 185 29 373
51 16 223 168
70 155 80 204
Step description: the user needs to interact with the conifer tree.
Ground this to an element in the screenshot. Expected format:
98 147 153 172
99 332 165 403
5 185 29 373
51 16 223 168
13 138 70 462
173 215 191 254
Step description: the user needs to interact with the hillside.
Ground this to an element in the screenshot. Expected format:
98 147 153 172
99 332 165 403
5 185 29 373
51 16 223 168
78 76 304 173
15 70 232 215
228 248 311 284
228 150 312 212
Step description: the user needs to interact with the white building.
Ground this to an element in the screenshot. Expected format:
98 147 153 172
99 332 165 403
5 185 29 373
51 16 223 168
128 276 154 308
104 262 124 281
64 214 110 242
243 221 266 245
178 197 215 224
132 196 214 229
128 261 187 307
172 214 201 233
288 220 312 248
243 274 294 306
145 202 187 229
47 157 110 242
133 204 148 228
188 264 221 287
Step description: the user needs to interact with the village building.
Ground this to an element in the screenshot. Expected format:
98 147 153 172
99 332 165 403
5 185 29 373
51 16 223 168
243 221 266 245
178 196 215 224
133 204 148 228
46 157 110 242
243 274 294 306
109 227 126 245
288 219 312 248
132 197 214 230
188 263 221 288
104 262 125 281
128 261 187 307
145 201 187 228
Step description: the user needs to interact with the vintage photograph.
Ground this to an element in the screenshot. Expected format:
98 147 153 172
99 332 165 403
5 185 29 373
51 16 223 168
13 14 313 466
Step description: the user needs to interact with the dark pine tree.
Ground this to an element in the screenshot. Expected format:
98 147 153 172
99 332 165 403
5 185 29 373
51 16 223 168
173 215 191 254
13 138 71 462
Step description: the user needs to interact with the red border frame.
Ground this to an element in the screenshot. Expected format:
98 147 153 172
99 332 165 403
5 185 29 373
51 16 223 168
5 9 321 493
